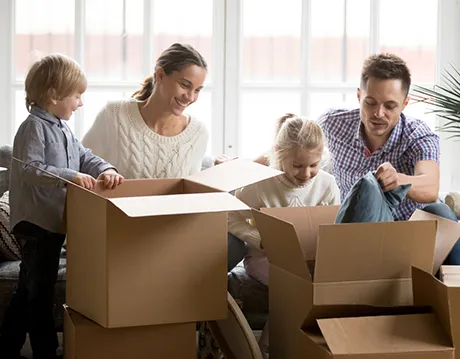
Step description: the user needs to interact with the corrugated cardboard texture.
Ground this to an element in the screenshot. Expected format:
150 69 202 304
66 159 281 328
108 192 248 217
317 314 452 355
315 221 437 283
312 278 413 306
269 265 442 359
412 267 460 359
186 158 283 193
410 210 460 273
253 210 310 280
66 185 108 326
254 209 438 308
269 264 313 359
105 208 227 327
261 206 338 261
68 202 227 328
94 178 184 198
63 306 195 359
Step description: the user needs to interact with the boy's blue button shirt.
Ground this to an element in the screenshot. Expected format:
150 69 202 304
9 106 115 234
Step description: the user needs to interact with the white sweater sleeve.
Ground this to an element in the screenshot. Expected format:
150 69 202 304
325 177 341 205
189 123 209 175
228 184 264 249
81 103 113 160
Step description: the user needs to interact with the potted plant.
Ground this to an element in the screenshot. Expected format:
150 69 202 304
412 65 460 216
412 65 460 137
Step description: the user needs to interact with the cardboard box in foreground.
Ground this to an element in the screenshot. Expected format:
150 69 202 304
63 305 196 359
252 206 460 358
66 159 282 328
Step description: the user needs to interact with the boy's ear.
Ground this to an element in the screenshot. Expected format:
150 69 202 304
48 88 58 105
274 145 279 151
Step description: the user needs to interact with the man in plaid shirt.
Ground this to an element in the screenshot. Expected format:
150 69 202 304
319 53 460 264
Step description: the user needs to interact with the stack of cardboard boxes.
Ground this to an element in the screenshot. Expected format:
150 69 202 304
253 205 460 359
61 159 282 358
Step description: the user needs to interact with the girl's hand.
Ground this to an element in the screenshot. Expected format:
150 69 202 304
73 172 97 190
97 169 124 189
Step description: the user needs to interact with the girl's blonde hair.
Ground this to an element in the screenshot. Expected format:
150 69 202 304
25 53 87 112
271 113 324 169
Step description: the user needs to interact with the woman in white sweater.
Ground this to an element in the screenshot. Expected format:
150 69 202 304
82 43 209 179
228 113 340 357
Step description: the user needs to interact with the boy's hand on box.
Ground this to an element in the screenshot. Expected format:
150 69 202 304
73 172 97 190
97 169 124 189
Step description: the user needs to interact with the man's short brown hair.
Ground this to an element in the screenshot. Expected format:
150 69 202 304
25 53 87 111
360 53 411 97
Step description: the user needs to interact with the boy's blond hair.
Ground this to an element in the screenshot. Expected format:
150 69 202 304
271 113 324 170
25 53 87 112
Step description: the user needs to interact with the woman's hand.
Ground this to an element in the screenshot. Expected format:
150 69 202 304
97 169 124 189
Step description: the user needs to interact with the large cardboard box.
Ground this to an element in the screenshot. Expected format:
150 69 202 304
252 206 460 359
66 159 281 328
412 266 460 359
268 264 455 359
63 305 196 359
440 265 460 285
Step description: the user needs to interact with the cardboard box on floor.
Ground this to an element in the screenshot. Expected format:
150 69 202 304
412 266 460 359
440 265 460 286
252 206 460 359
63 305 196 359
65 159 281 329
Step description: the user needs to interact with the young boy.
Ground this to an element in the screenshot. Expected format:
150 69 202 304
0 54 124 359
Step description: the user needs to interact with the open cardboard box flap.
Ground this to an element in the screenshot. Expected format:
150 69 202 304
70 159 283 218
410 210 460 274
107 192 249 217
185 158 282 193
316 313 453 355
254 207 460 282
412 266 460 348
314 220 437 283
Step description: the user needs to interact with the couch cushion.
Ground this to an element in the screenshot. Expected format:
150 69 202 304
0 251 67 329
0 145 12 197
0 192 21 261
228 266 268 330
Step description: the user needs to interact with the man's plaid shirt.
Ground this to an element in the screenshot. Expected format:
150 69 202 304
318 108 440 221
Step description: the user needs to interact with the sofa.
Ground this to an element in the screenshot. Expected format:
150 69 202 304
0 145 268 331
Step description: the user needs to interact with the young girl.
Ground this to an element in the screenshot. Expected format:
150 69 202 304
228 113 340 358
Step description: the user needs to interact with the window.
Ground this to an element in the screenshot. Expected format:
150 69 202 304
7 0 220 153
0 0 445 158
230 0 439 158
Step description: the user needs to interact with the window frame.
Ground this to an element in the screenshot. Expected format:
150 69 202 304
1 0 460 190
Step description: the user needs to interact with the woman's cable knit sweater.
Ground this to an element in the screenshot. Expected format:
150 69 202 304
82 99 209 179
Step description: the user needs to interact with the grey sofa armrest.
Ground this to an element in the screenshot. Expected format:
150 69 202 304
201 154 215 171
0 145 12 197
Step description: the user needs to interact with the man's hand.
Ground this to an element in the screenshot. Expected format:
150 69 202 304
97 169 124 189
73 172 97 190
375 162 399 192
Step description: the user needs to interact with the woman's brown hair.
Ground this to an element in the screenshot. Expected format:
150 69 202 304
132 43 207 101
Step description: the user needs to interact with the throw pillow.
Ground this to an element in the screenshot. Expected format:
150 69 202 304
335 171 411 223
0 191 21 260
